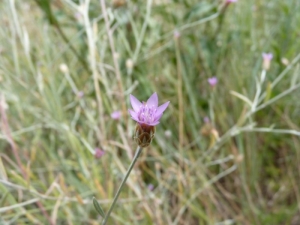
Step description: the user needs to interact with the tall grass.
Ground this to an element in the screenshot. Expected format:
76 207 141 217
0 0 300 224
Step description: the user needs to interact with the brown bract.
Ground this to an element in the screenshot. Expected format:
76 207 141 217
134 123 156 147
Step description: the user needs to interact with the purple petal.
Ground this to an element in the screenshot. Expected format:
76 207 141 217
149 121 160 126
130 94 142 112
154 113 163 122
131 116 141 123
156 101 170 115
128 109 139 120
208 77 218 87
147 92 158 108
262 52 273 60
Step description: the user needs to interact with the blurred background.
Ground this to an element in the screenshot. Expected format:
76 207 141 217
1 0 300 224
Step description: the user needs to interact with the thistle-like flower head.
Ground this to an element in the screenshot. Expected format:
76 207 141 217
262 52 273 61
208 77 218 87
226 0 237 3
262 52 273 70
129 93 169 126
111 110 121 120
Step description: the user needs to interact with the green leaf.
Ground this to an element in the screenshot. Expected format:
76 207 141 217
93 197 105 218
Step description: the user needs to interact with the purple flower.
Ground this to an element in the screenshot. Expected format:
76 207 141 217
147 184 154 191
77 91 84 98
262 52 273 61
262 52 273 70
94 148 105 159
203 116 210 123
226 0 237 3
174 30 180 39
111 110 121 120
208 77 218 87
129 92 169 126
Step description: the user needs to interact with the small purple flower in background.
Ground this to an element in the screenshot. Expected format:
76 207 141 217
111 110 121 120
94 148 105 159
262 53 273 61
147 184 154 191
262 52 273 70
74 12 83 24
174 30 180 39
77 91 84 98
208 77 218 87
129 93 169 127
203 116 210 123
226 0 237 4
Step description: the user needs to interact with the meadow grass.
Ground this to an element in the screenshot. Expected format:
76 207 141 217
1 0 300 224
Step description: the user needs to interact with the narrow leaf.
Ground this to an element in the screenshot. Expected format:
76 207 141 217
93 197 105 218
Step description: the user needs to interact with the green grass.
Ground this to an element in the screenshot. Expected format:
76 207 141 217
1 0 300 224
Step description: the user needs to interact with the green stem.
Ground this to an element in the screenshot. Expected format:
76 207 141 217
102 146 143 225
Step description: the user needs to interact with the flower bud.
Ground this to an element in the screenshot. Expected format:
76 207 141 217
208 77 218 87
94 148 105 159
262 53 273 71
126 59 134 69
59 64 69 73
134 123 156 147
111 110 121 120
281 58 289 66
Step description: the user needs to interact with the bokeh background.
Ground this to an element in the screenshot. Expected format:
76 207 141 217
1 0 300 224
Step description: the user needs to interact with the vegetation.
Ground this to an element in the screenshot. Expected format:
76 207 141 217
0 0 300 224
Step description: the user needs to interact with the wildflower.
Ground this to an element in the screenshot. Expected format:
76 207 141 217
208 77 218 87
129 92 169 147
226 0 237 4
262 52 273 70
203 116 210 123
111 110 121 120
129 93 169 126
77 91 84 98
147 184 154 191
74 12 83 24
94 148 105 159
201 117 213 137
173 30 180 39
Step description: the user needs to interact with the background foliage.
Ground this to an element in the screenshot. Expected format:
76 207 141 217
1 0 300 224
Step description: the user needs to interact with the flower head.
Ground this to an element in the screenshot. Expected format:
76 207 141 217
77 91 84 98
129 93 169 127
94 148 105 159
262 52 273 61
147 184 154 191
262 52 273 70
226 0 237 3
173 30 180 39
203 116 210 123
208 77 218 87
111 110 121 120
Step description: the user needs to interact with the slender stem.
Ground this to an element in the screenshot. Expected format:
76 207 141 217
174 36 184 150
99 0 127 120
102 146 143 225
83 0 105 143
